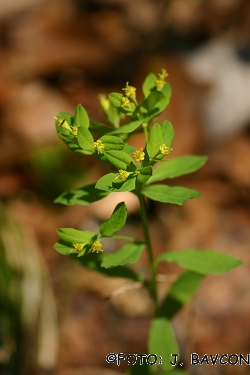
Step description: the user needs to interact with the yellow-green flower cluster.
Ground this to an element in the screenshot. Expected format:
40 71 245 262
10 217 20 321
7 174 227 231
159 144 172 155
71 125 79 137
93 139 105 154
133 149 145 162
120 96 131 108
155 69 168 91
122 82 136 100
70 242 84 254
91 240 103 253
116 170 129 181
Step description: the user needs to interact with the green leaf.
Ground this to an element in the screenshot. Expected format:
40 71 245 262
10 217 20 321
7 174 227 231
74 104 89 128
137 166 152 185
123 144 135 154
96 173 136 192
110 120 142 134
142 72 157 97
77 252 143 281
101 242 145 268
89 121 113 136
104 102 120 127
108 92 121 108
57 133 82 153
161 120 174 147
104 151 137 171
148 317 179 372
161 82 172 107
157 249 243 274
100 202 127 237
54 240 73 255
141 91 168 122
159 271 204 319
77 126 94 154
148 155 208 184
100 135 124 151
57 228 95 244
146 123 164 159
142 185 201 205
54 183 110 205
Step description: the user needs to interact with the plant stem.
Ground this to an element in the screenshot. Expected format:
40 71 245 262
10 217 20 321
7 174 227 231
142 122 148 142
138 194 158 312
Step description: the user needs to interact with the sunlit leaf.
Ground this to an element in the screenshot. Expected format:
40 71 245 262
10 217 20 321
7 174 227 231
74 104 89 128
56 228 95 244
96 173 136 192
101 242 145 268
77 126 94 154
54 183 110 205
100 202 127 237
142 185 201 205
104 151 137 171
157 249 243 274
148 155 208 184
148 317 179 372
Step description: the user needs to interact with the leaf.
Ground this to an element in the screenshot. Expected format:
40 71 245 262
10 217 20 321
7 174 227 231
104 151 137 171
142 185 201 205
100 135 124 151
110 120 142 134
101 242 145 268
142 72 157 97
96 173 136 192
57 228 95 244
77 252 143 281
148 155 208 184
77 126 94 154
100 202 127 237
57 133 82 153
146 123 164 159
89 121 113 136
161 120 174 147
54 183 110 205
148 317 179 372
108 92 121 108
54 240 73 255
104 102 120 127
157 249 243 274
141 91 169 122
74 104 89 128
159 271 204 319
161 82 172 107
137 166 152 185
123 144 135 154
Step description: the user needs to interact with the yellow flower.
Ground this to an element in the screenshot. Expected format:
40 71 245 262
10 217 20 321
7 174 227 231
71 125 79 136
155 69 169 91
98 94 110 111
122 82 136 100
92 240 103 253
70 242 84 254
159 144 172 155
133 149 145 161
120 96 131 108
116 170 129 181
93 139 105 154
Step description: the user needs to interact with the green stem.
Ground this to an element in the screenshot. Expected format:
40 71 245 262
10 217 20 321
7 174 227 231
138 194 158 312
142 122 148 142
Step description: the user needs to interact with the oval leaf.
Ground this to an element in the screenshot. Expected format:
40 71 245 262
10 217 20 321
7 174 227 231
146 123 164 159
54 183 110 205
157 249 243 274
142 72 157 97
74 104 89 128
77 126 94 153
148 317 179 372
96 173 136 192
100 202 127 237
57 228 95 244
100 135 124 151
161 120 174 147
148 155 208 184
101 243 145 268
142 184 201 205
104 151 136 171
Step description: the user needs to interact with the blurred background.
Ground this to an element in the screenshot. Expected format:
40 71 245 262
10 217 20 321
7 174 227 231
1 0 250 374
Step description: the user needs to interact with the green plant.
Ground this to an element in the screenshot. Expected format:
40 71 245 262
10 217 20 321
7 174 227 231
53 70 242 374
